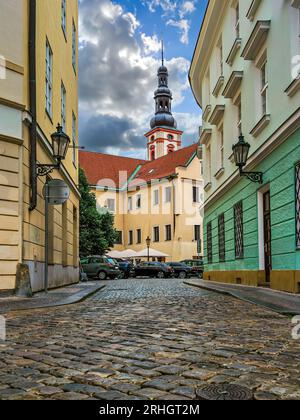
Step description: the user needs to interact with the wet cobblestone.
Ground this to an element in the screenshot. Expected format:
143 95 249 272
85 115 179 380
0 278 299 400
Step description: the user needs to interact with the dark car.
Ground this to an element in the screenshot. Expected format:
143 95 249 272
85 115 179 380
114 258 134 279
180 259 204 278
166 262 193 279
133 262 174 279
80 256 121 280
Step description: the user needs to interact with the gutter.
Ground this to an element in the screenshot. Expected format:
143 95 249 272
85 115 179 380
29 0 37 211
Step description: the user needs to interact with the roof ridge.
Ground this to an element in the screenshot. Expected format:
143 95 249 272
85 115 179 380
79 149 147 162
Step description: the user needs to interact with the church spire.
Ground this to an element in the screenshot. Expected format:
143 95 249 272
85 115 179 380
150 43 177 130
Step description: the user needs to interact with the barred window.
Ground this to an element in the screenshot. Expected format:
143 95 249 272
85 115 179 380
234 201 244 259
218 213 225 262
296 164 300 248
207 222 213 264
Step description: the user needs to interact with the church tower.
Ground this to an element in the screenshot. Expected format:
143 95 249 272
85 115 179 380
145 43 183 161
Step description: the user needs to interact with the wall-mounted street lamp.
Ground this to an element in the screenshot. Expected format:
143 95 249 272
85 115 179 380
37 124 70 177
146 236 151 262
232 134 263 184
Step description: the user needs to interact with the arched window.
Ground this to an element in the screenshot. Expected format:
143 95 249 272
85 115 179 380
167 144 175 154
168 134 174 140
151 136 155 142
150 145 155 161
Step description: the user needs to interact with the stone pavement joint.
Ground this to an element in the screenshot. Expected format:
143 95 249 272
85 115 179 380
185 279 300 315
0 278 299 400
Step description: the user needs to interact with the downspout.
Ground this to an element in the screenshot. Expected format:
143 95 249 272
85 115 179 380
29 0 37 211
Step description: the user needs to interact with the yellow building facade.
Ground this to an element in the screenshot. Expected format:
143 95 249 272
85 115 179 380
0 0 80 291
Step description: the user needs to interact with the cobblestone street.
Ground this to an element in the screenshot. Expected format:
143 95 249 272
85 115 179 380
0 279 300 400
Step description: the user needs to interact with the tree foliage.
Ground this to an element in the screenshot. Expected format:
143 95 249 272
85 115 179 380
79 168 117 257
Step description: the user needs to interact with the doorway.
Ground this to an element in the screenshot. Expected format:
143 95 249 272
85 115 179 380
263 191 272 283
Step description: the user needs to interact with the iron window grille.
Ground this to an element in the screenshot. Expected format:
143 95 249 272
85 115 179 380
218 213 225 262
296 164 300 248
234 201 244 259
207 222 213 264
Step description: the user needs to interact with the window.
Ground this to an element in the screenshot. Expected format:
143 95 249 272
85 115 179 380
153 226 160 243
234 201 244 259
61 82 66 130
218 38 223 77
219 127 224 169
61 0 67 36
207 144 212 183
165 225 172 241
218 213 225 262
136 194 141 209
167 134 174 140
207 222 213 264
296 163 300 248
153 190 159 206
72 112 76 166
165 187 172 203
128 231 133 245
115 231 123 245
72 20 76 72
237 97 242 136
128 197 133 212
193 186 200 203
137 229 142 244
194 225 201 241
106 199 115 212
45 40 53 117
235 2 240 38
260 61 268 115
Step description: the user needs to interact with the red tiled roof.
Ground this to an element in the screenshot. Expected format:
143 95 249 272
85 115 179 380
79 151 146 188
79 143 198 190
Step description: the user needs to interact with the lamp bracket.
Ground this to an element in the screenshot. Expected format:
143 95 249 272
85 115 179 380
37 163 60 177
240 170 263 184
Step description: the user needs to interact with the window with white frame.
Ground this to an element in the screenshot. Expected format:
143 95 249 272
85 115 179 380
106 199 115 213
45 40 53 117
193 186 200 203
128 197 133 212
61 82 66 130
165 187 172 203
137 229 142 244
72 112 76 166
205 70 211 106
260 60 268 116
153 189 159 206
61 0 67 36
165 225 172 241
128 231 133 245
136 194 141 209
153 226 160 243
72 20 76 72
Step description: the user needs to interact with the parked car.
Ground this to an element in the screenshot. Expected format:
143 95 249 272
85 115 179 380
80 256 121 280
114 258 134 279
180 259 204 278
166 262 193 279
133 262 175 279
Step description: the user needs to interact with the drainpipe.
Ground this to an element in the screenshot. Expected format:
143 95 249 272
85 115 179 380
29 0 37 211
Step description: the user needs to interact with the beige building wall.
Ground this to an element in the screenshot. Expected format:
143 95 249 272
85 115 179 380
0 0 80 291
93 156 204 262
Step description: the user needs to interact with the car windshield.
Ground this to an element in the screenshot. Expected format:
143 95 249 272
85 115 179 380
106 258 117 265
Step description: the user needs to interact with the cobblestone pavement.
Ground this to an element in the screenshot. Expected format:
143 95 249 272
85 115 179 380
0 278 300 400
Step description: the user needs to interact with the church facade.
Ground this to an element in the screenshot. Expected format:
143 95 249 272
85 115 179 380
80 58 203 262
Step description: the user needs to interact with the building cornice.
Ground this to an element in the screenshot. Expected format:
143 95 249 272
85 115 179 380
204 108 300 211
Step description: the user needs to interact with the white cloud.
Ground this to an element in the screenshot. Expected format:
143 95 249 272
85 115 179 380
78 0 199 155
167 19 190 44
179 1 196 18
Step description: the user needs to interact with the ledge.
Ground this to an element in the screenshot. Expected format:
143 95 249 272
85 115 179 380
250 114 270 137
208 105 225 126
202 105 212 122
226 38 242 66
200 128 212 146
285 76 300 97
246 0 262 21
214 167 225 180
223 71 244 99
212 76 225 98
204 182 212 192
228 153 235 163
242 21 271 61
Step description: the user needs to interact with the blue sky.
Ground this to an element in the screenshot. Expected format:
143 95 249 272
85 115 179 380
78 0 208 159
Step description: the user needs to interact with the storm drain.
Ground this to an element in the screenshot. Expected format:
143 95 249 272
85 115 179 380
196 384 253 401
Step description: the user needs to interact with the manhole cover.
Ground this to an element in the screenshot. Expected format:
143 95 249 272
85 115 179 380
196 384 253 401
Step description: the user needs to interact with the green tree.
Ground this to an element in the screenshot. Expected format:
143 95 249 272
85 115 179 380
79 168 117 257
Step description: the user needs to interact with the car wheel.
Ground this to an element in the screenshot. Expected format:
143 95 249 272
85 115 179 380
157 271 165 279
98 271 107 280
179 271 187 279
